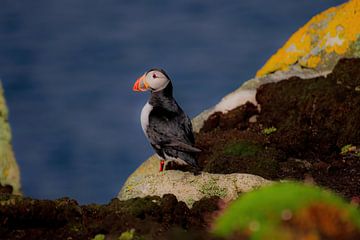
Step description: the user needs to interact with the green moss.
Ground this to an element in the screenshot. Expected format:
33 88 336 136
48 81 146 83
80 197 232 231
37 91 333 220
69 224 82 233
92 234 105 240
340 144 360 157
112 196 161 217
223 141 262 157
213 182 360 239
118 229 135 240
262 127 277 136
185 198 196 207
200 179 227 198
341 144 355 154
351 36 360 58
201 136 280 178
257 59 360 161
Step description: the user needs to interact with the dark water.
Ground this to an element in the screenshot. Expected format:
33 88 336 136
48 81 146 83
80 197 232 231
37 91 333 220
0 0 345 203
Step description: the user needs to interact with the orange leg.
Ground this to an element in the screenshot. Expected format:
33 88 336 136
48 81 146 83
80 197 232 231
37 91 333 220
159 160 165 172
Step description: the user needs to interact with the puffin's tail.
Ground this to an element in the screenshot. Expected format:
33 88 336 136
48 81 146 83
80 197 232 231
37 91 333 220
178 152 200 170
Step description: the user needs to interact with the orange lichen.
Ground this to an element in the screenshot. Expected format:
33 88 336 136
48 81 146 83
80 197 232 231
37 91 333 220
256 0 360 77
306 56 321 68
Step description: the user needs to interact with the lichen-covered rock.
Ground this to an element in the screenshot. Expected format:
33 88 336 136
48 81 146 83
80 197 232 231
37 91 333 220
118 170 271 207
122 0 360 198
0 82 20 194
193 0 360 132
257 0 360 77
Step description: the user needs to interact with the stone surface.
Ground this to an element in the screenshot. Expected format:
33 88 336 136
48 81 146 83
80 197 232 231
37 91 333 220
256 0 360 77
118 170 271 207
191 66 330 132
0 82 21 194
194 0 360 132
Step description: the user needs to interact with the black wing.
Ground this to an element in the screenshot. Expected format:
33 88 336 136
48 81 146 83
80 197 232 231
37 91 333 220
146 106 200 154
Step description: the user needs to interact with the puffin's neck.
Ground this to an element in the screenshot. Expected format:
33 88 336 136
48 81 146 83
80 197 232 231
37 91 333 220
149 82 177 110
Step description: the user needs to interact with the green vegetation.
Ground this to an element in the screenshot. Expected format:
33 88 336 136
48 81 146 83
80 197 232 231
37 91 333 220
352 37 360 58
118 229 135 240
213 182 360 239
92 234 105 240
199 179 227 198
341 144 360 157
204 139 279 179
341 144 355 154
114 196 161 217
262 127 277 136
223 141 262 157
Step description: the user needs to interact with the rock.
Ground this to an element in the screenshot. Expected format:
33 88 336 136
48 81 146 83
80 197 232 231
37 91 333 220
121 0 360 199
256 0 360 77
191 66 329 132
122 60 328 199
118 170 271 207
193 0 360 132
0 193 220 239
0 82 21 194
195 58 360 199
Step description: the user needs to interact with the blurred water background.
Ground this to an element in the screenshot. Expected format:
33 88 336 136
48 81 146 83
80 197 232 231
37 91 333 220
0 0 345 203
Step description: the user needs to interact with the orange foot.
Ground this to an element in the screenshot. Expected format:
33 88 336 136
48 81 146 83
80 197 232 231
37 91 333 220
159 160 165 172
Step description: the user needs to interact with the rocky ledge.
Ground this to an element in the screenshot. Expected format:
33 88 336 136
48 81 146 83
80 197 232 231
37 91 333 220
121 58 360 204
1 1 360 239
0 192 220 240
119 171 270 206
1 182 359 240
194 58 360 201
1 58 360 240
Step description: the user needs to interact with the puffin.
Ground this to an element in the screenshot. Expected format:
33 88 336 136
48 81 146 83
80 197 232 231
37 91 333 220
133 68 200 172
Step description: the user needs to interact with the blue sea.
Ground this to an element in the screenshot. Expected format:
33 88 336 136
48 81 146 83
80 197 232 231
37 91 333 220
0 0 345 203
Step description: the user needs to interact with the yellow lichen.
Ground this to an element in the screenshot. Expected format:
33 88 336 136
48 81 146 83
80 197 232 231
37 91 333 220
306 55 321 68
257 0 360 77
0 82 21 194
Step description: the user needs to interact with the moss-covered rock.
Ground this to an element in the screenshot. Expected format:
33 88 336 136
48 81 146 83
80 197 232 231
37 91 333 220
196 129 282 179
118 170 271 207
0 82 21 194
213 182 360 240
256 58 360 159
0 193 220 240
194 58 360 199
121 1 360 210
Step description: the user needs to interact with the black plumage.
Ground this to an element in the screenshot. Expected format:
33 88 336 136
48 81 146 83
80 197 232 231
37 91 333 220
146 78 200 168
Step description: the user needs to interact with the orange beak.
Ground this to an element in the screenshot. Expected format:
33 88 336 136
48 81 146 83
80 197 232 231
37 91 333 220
133 74 149 92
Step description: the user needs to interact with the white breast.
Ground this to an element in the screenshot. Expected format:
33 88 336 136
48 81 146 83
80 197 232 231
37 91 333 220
140 102 153 137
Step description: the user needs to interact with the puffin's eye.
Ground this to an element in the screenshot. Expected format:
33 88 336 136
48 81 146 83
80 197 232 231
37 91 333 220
152 73 157 78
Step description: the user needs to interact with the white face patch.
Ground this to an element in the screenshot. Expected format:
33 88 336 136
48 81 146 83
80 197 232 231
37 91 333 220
140 102 153 137
145 70 170 92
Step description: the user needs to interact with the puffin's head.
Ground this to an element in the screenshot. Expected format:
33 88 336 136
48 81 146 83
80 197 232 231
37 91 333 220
133 68 170 92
